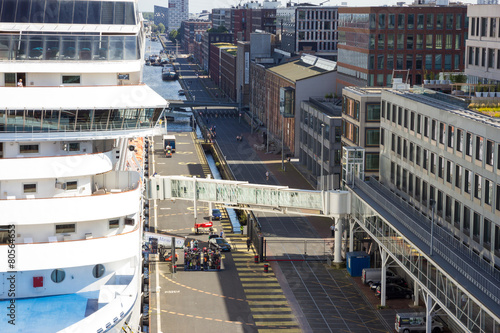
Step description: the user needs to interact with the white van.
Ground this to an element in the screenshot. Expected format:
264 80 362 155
395 312 444 333
361 268 396 285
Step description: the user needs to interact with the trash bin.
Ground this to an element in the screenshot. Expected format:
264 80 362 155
254 255 259 263
264 263 269 273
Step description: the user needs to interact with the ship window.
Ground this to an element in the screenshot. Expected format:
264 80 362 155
62 75 80 84
0 226 12 244
20 144 39 153
51 269 66 283
44 0 60 23
58 0 75 24
15 0 30 23
93 264 105 278
30 0 46 23
56 223 76 234
109 219 119 229
1 0 16 22
69 142 80 151
73 1 88 24
23 183 37 193
66 181 77 190
87 1 101 24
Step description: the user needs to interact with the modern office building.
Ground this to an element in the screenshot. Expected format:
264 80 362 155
168 0 189 31
212 8 229 29
337 4 468 91
181 20 212 54
341 87 383 180
154 5 169 28
465 4 500 85
299 97 343 189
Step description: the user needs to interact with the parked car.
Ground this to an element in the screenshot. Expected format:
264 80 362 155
361 268 397 285
395 312 444 333
375 283 413 299
212 209 222 220
370 276 408 291
209 237 231 252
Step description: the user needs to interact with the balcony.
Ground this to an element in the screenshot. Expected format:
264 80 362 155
1 172 141 224
0 150 114 181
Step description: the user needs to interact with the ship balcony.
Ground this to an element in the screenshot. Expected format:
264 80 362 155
0 150 115 181
1 171 141 224
0 226 141 272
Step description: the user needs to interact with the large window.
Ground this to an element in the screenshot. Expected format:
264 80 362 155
365 153 379 171
56 223 76 234
366 104 381 121
23 183 36 193
365 128 380 147
20 144 39 154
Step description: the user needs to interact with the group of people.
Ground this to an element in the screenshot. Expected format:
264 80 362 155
183 246 221 271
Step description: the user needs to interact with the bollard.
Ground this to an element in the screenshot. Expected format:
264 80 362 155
264 263 269 273
173 265 177 273
254 255 259 263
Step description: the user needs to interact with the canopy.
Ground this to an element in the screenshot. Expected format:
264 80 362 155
2 85 168 110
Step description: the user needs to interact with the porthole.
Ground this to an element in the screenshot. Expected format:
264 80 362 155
51 269 66 283
93 264 105 278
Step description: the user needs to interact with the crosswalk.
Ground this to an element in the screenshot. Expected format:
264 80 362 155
220 216 302 332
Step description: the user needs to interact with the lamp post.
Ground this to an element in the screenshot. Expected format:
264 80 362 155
320 123 325 190
429 199 436 256
281 113 285 171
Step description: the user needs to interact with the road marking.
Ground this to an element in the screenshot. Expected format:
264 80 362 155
178 161 197 165
245 294 286 299
254 321 297 326
159 207 171 210
253 314 295 319
249 307 292 312
164 290 180 293
247 301 289 305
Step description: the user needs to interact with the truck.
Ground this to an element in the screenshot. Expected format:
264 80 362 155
163 135 176 153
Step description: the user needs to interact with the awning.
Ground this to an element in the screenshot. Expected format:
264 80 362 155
1 85 168 110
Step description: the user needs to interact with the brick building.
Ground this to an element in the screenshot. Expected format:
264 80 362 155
209 43 237 88
181 20 212 54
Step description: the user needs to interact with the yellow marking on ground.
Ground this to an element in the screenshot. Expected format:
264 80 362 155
246 294 286 299
249 308 292 312
248 301 289 305
254 321 298 326
253 314 295 319
242 283 281 287
244 288 284 293
240 278 278 282
258 329 302 333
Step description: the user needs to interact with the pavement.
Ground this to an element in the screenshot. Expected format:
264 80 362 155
148 43 419 333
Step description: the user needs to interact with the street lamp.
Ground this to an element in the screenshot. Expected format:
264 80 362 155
320 123 325 191
429 199 436 256
281 113 285 171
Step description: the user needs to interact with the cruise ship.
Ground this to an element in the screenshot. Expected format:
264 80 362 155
0 1 167 332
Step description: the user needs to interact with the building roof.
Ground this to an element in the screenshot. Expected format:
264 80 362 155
268 55 336 82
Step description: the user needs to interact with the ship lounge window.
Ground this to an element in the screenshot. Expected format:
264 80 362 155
23 183 37 193
51 269 66 283
0 226 12 244
109 219 120 229
69 143 80 151
62 75 81 84
66 181 77 190
93 264 105 278
56 224 76 234
20 144 39 154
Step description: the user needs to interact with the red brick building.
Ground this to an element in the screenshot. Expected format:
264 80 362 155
209 43 237 87
181 20 212 54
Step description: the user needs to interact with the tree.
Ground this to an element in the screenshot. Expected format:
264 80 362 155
169 29 178 42
142 12 154 21
158 23 166 34
207 25 228 33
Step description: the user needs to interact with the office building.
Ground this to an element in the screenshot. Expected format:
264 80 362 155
168 0 189 31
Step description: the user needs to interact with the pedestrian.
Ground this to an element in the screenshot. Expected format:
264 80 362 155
220 230 224 238
17 79 23 87
330 224 335 237
246 238 251 251
265 171 269 181
240 225 244 235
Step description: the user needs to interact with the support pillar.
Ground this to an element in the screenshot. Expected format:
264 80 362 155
426 294 433 333
193 176 197 220
380 249 387 307
334 217 343 264
413 280 419 306
349 218 355 253
207 175 212 214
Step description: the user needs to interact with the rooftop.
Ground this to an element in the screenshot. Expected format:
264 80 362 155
268 55 336 82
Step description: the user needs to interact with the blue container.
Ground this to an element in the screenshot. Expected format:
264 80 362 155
346 251 370 277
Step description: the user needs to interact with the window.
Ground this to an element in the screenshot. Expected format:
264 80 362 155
69 142 80 151
56 223 76 233
416 146 421 166
455 164 462 188
474 174 482 200
397 34 404 49
379 13 386 29
409 143 414 162
415 176 421 199
466 132 472 156
465 169 472 194
476 136 483 161
430 153 436 174
417 14 424 29
365 129 380 146
397 136 401 155
424 117 429 137
378 34 385 50
447 125 454 148
398 14 405 29
23 183 36 193
366 104 381 121
398 107 402 126
365 153 380 171
410 112 415 131
426 35 433 49
417 114 421 134
51 269 66 283
387 35 394 50
454 201 461 224
436 14 443 29
407 35 414 50
388 14 395 29
446 160 453 183
416 34 423 49
93 264 105 278
426 13 434 29
473 212 481 238
109 219 120 229
463 206 470 230
62 75 81 84
408 14 414 29
485 179 493 206
486 140 494 166
403 139 407 159
377 55 385 70
490 18 497 37
403 109 408 128
0 226 13 244
457 129 463 152
423 149 428 170
431 119 437 140
439 122 445 144
484 218 491 245
66 181 77 190
20 144 39 154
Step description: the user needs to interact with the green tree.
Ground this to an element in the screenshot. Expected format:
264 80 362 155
207 25 228 33
150 24 158 33
158 23 166 34
169 29 178 42
142 12 154 21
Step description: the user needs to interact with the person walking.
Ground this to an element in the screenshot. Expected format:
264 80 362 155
330 224 335 237
240 225 244 235
265 171 269 181
246 238 252 251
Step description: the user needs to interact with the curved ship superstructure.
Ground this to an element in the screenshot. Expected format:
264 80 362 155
0 1 166 332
